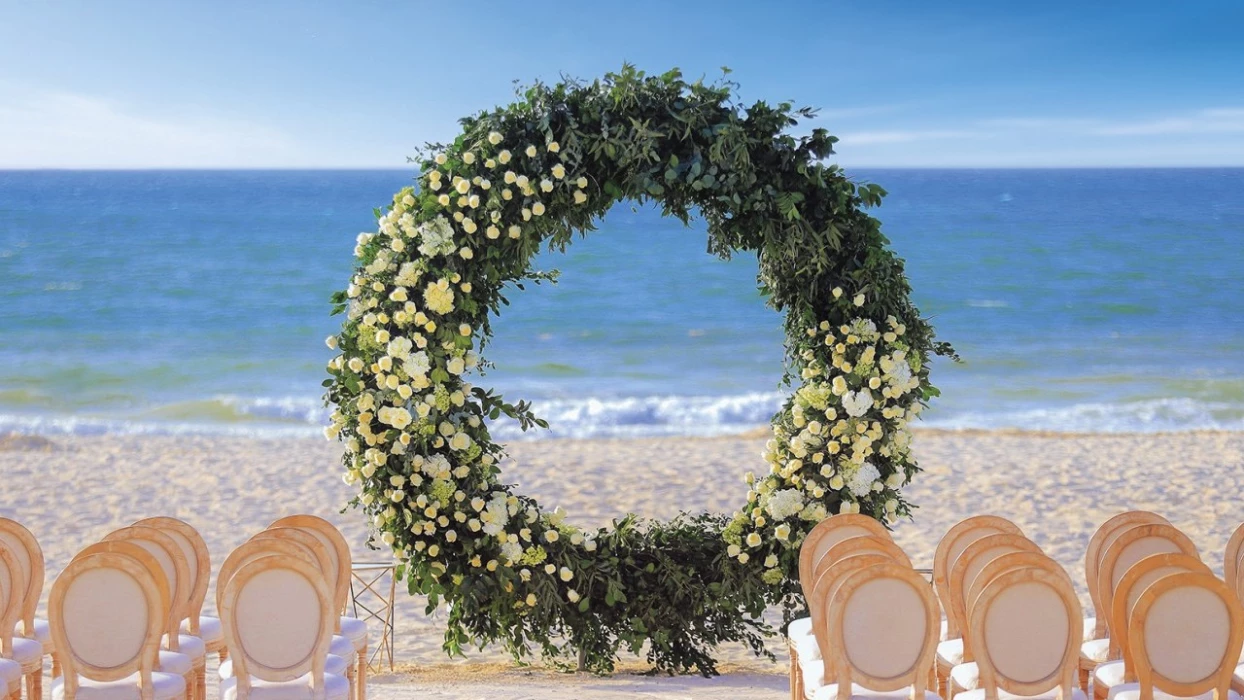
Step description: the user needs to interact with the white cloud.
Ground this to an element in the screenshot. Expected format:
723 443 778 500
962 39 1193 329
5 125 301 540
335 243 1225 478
0 88 406 168
1092 108 1244 136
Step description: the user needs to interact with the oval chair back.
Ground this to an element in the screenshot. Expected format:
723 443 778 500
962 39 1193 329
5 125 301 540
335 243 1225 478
965 551 1060 633
0 545 24 656
969 559 1082 700
1096 523 1198 643
215 539 319 617
799 514 893 598
134 518 210 636
71 541 172 624
950 533 1042 660
103 526 190 651
269 516 352 624
0 519 44 640
1224 522 1244 596
49 552 165 695
1084 512 1168 639
812 554 899 684
251 529 335 583
219 554 334 697
1110 553 1209 679
1128 572 1244 700
934 516 1023 639
826 562 939 700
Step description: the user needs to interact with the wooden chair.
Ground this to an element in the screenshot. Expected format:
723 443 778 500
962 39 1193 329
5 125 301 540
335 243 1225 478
134 518 220 667
0 544 38 700
49 551 187 700
800 538 912 698
959 557 1084 700
103 526 205 700
215 532 354 689
812 562 940 700
1081 523 1199 693
218 554 349 700
270 516 368 700
0 518 53 679
790 515 895 700
1079 512 1170 689
944 534 1045 697
1113 572 1244 700
1091 553 1209 700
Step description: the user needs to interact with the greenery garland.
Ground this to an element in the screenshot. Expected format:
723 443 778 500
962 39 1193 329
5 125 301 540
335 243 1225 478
324 65 953 675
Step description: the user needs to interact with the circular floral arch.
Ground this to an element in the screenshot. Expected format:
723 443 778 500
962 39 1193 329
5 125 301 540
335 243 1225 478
325 66 952 675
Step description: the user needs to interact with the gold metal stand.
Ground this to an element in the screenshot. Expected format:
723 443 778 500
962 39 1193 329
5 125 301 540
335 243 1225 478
349 562 397 672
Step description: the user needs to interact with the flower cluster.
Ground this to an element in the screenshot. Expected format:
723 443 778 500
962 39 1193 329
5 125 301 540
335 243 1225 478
721 300 924 583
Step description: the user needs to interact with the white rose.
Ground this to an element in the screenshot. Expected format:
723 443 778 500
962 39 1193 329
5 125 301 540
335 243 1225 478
447 357 466 375
488 131 503 145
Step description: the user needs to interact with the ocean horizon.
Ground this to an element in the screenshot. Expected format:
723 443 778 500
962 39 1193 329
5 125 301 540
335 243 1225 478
2 167 1242 439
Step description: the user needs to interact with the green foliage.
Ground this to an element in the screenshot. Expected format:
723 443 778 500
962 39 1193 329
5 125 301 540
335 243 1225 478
324 65 949 677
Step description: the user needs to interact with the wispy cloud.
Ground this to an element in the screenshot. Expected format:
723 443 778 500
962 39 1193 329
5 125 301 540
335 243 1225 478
1092 108 1244 135
840 129 985 145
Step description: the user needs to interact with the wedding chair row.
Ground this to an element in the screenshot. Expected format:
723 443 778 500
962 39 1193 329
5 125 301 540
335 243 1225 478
790 513 1244 700
0 514 369 700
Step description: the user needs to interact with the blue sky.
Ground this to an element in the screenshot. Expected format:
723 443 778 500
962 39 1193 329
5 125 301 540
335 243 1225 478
1 1 1242 168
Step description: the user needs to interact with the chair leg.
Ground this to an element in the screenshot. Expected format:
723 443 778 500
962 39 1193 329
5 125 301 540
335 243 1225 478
28 670 41 700
219 647 228 664
356 646 367 700
789 653 801 700
197 663 207 700
346 662 355 700
50 653 60 680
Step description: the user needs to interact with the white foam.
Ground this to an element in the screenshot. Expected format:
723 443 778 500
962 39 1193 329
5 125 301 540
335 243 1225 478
923 397 1244 433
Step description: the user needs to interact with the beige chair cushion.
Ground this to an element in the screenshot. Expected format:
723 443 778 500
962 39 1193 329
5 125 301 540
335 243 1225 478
1107 682 1242 700
0 657 22 695
1093 660 1125 692
339 616 367 645
15 618 53 652
219 673 350 700
181 615 222 644
1081 638 1111 664
174 634 206 660
794 632 823 662
11 636 42 668
813 683 941 700
157 650 193 676
330 634 354 657
938 638 964 668
219 654 350 680
51 672 187 700
799 654 825 697
950 662 979 692
789 616 813 639
955 687 1088 700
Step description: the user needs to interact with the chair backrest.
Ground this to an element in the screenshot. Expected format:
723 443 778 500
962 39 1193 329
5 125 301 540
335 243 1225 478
1128 572 1244 700
934 516 1023 638
1085 511 1168 638
1224 522 1244 596
1111 553 1210 672
269 515 352 618
133 517 211 633
252 528 335 577
220 553 334 693
798 514 893 600
827 562 938 700
812 554 896 682
0 545 22 656
49 551 164 692
949 533 1042 655
1097 523 1198 640
103 526 190 650
965 551 1059 632
969 560 1082 700
216 539 319 616
0 518 44 637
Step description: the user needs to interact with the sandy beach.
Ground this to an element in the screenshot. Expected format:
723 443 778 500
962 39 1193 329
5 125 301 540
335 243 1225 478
2 428 1242 699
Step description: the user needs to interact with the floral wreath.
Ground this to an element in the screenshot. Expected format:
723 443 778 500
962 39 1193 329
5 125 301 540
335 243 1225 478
324 66 953 675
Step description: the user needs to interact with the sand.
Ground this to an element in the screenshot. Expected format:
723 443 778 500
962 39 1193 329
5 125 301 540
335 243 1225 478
2 429 1242 699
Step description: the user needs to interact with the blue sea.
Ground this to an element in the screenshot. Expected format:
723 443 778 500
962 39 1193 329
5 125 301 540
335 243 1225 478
1 169 1242 439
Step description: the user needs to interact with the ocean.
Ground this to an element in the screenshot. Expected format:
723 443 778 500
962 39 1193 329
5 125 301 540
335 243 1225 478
1 168 1242 439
